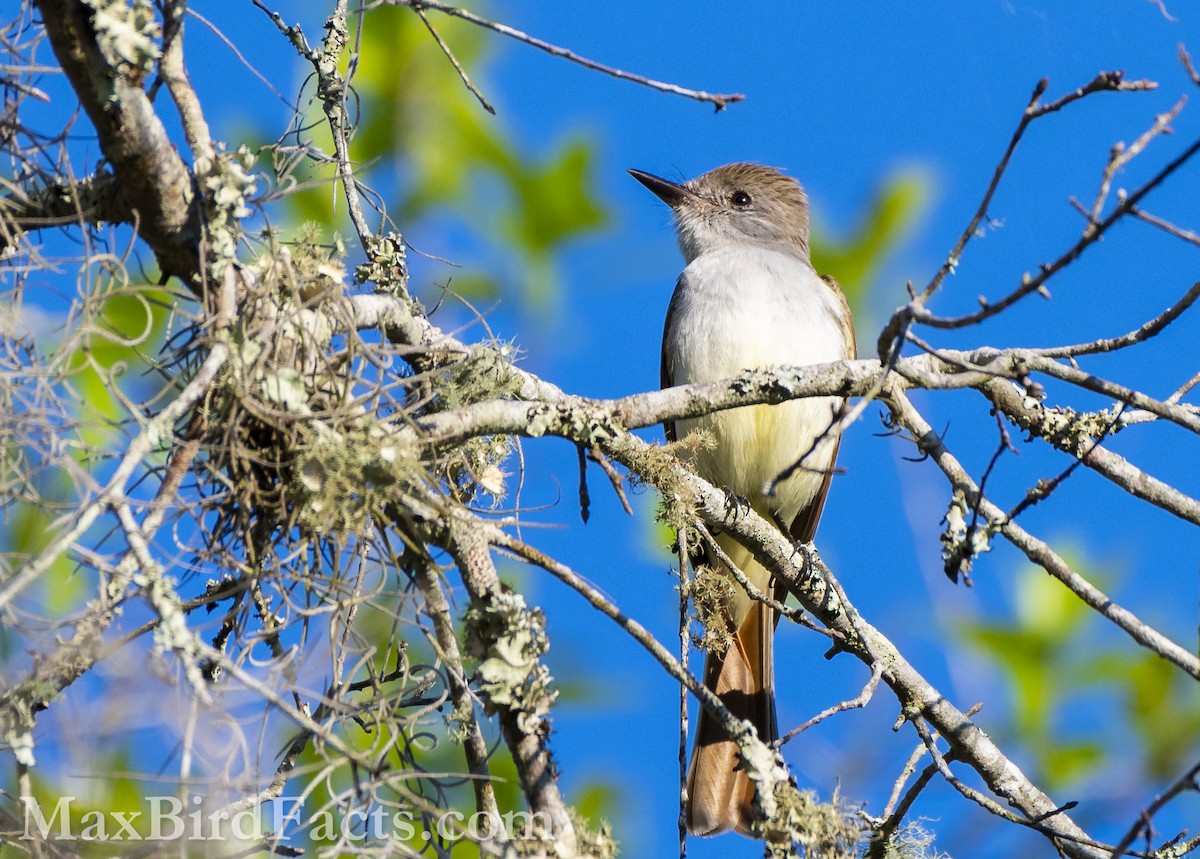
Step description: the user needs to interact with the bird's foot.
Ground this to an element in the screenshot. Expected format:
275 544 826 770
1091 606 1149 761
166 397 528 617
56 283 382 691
769 510 814 571
719 486 752 522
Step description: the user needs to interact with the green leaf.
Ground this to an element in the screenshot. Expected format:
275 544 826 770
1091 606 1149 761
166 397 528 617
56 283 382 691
270 4 609 311
498 138 608 255
811 166 931 309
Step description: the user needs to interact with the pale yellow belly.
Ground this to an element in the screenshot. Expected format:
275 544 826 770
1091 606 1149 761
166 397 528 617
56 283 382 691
680 396 838 626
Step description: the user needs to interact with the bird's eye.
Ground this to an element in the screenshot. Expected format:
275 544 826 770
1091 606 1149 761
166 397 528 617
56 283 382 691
731 190 752 208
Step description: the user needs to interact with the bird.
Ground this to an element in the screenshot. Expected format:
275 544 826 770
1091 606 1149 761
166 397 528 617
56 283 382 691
629 162 854 837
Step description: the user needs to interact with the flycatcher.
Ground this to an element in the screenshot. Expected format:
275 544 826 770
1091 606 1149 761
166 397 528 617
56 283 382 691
629 163 854 837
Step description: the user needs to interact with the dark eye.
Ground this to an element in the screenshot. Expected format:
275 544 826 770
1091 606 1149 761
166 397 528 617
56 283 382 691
731 190 752 208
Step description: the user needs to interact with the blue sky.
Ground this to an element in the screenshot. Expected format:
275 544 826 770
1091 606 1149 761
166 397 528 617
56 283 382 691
431 5 1200 856
19 2 1200 858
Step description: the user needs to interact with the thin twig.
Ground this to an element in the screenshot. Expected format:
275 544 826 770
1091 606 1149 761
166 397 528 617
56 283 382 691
486 524 756 733
250 0 317 59
412 558 503 834
1108 758 1200 858
1181 43 1200 87
1031 71 1157 119
1131 206 1200 246
318 1 375 250
1146 0 1179 22
917 131 1200 329
1086 96 1185 227
159 0 214 160
908 715 1084 835
0 288 233 611
876 699 986 845
695 524 814 629
775 660 883 747
918 71 1155 304
412 5 496 113
382 0 745 110
195 641 502 853
1167 369 1200 405
187 7 288 103
587 445 634 515
918 76 1048 303
1037 279 1200 356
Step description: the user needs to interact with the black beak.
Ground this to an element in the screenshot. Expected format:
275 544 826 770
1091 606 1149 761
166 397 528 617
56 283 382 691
628 169 693 208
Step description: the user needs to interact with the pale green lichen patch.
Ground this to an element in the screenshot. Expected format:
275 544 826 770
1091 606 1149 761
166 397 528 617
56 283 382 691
465 589 558 735
940 489 991 582
758 782 864 859
355 231 408 296
83 0 160 79
1015 397 1123 456
721 728 865 857
197 144 258 273
291 422 424 537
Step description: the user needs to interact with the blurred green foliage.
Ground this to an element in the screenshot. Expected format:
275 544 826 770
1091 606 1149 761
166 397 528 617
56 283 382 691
3 281 172 620
964 553 1200 789
22 751 143 857
280 4 607 309
811 166 929 313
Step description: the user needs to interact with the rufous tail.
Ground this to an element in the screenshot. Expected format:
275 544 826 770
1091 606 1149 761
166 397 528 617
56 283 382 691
685 599 777 836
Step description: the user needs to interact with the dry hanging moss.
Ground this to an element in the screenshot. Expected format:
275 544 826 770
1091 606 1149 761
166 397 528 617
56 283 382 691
689 562 735 656
194 227 519 565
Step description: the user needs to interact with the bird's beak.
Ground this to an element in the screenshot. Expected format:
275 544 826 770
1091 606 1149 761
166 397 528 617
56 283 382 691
628 169 694 208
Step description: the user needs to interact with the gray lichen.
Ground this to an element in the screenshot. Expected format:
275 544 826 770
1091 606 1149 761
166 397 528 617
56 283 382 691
82 0 161 81
197 144 258 272
465 588 558 734
940 489 991 582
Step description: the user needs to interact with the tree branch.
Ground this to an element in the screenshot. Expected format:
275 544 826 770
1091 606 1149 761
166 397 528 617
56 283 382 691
35 0 202 281
443 515 578 852
918 71 1156 304
887 385 1200 681
412 557 503 835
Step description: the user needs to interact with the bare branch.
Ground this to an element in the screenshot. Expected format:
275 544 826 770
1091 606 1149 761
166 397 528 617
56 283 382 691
1131 206 1200 246
1031 71 1157 119
1181 43 1200 87
916 128 1200 329
34 0 202 281
918 71 1155 304
412 558 502 834
159 0 214 161
1109 758 1200 857
888 386 1200 681
775 660 883 747
443 517 577 851
314 1 376 252
1037 279 1200 356
1086 96 1186 226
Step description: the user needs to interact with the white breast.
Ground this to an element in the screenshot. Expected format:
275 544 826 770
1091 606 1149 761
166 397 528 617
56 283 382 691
664 246 850 521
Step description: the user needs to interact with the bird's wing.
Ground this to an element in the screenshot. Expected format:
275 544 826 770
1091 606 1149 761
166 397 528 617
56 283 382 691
788 435 840 545
660 274 686 443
